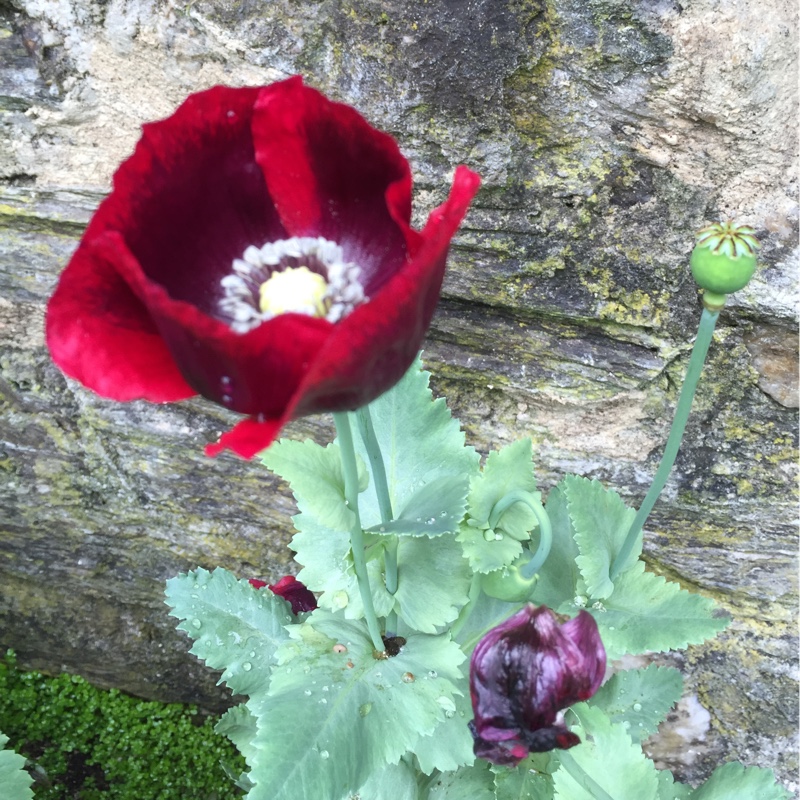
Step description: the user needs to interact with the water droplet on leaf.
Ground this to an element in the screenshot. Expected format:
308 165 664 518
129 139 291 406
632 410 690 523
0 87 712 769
242 662 252 671
359 703 372 717
401 672 415 683
319 750 329 759
633 702 642 711
191 619 202 629
333 590 349 609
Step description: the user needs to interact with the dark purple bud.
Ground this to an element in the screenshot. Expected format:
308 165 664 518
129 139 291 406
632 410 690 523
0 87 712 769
469 604 606 766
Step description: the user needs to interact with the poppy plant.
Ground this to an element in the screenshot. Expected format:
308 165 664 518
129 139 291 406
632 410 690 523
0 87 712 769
469 604 606 766
46 77 480 459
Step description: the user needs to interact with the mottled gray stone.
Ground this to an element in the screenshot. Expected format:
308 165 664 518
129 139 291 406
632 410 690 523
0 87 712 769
0 0 797 792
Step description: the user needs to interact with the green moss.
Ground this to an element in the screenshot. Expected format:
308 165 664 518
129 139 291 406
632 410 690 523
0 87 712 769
0 652 244 799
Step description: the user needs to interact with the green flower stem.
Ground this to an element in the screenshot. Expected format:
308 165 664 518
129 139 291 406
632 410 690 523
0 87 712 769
610 306 720 581
355 407 394 524
355 407 399 634
558 751 617 800
449 573 482 640
333 412 385 652
488 489 553 578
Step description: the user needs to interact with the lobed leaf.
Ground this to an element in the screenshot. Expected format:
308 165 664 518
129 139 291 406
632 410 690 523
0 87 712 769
291 517 395 620
247 613 465 800
691 762 790 800
165 567 293 697
393 534 471 633
493 760 555 800
351 760 418 800
587 562 728 660
553 704 660 800
563 475 638 599
656 768 693 800
588 665 684 742
0 733 33 800
424 761 495 800
368 475 469 537
457 439 540 574
262 438 368 531
414 689 475 774
353 356 480 531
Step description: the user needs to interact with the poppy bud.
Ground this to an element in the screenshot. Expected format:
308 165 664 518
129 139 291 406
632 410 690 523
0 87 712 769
468 604 606 766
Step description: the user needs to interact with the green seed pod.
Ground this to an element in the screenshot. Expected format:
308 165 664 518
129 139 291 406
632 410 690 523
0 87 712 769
482 558 539 603
690 221 760 304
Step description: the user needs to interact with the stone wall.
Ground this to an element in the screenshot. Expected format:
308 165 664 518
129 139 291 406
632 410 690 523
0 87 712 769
0 0 797 791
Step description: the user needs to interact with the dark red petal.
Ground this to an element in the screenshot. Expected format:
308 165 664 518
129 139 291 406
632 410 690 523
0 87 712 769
252 78 412 291
46 242 195 402
109 85 285 314
94 232 332 417
248 578 268 589
288 165 482 418
205 415 286 459
268 575 318 614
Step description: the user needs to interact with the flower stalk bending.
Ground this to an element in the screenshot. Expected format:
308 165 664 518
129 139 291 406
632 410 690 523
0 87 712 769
487 489 553 578
610 306 719 580
333 412 384 652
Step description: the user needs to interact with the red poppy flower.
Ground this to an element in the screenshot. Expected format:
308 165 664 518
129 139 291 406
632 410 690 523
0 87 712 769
46 77 480 459
469 604 606 766
250 575 317 615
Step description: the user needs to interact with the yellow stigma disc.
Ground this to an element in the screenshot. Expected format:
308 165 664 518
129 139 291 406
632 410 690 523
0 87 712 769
258 266 329 317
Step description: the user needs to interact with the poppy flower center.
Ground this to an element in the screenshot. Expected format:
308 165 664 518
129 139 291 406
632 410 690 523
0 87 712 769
219 237 367 333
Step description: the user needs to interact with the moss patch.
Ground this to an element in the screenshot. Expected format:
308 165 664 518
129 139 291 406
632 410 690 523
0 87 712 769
0 652 243 799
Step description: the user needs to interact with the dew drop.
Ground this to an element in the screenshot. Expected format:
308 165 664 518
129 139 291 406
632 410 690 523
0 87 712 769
379 526 386 532
428 670 438 679
359 703 372 717
191 618 202 629
426 517 436 525
333 643 348 654
608 626 616 631
319 750 330 759
304 689 312 696
483 530 495 542
401 672 415 683
633 702 642 711
242 662 252 671
322 685 329 692
221 394 234 407
332 590 349 609
494 532 504 540
249 651 256 658
220 375 232 389
437 696 456 717
440 511 447 517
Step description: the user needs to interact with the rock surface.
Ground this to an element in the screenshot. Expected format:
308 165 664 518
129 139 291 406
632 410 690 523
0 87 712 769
0 0 796 792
